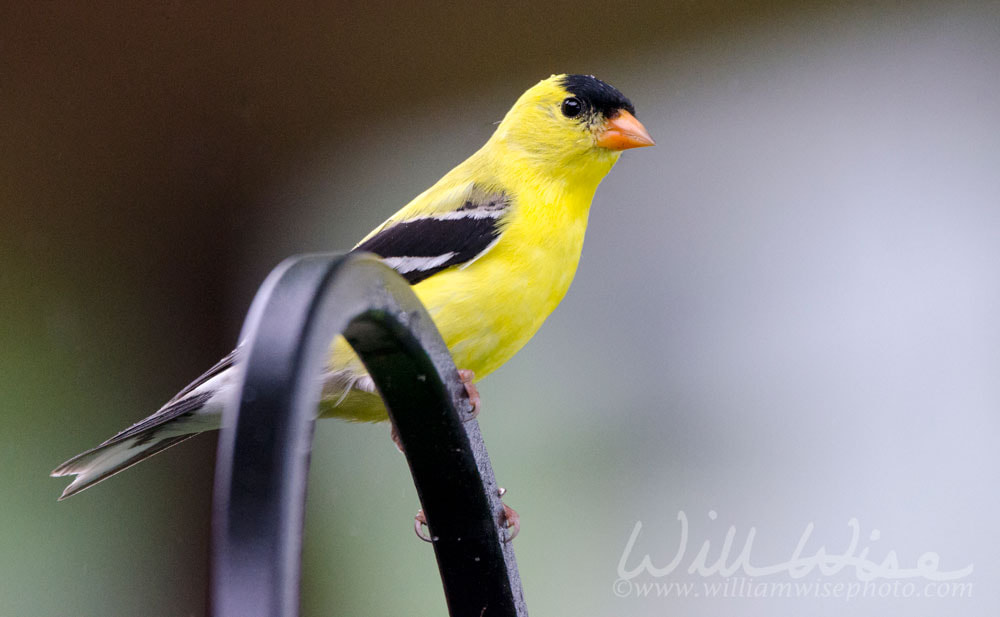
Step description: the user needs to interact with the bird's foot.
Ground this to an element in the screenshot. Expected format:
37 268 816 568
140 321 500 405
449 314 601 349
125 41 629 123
457 369 480 419
412 497 520 543
498 487 520 542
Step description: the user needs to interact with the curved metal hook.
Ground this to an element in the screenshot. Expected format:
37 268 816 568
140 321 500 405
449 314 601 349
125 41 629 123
211 253 526 617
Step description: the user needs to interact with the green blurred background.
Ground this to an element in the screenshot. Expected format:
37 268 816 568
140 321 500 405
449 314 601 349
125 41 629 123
3 2 998 615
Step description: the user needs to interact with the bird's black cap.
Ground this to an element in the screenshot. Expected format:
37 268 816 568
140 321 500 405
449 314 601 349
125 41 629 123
560 74 636 118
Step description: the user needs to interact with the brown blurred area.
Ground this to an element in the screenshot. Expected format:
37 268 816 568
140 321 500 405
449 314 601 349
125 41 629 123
0 0 896 388
2 0 745 354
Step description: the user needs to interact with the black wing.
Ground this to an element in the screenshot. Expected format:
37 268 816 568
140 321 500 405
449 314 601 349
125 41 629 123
353 185 510 284
105 391 215 447
167 348 237 404
92 349 237 448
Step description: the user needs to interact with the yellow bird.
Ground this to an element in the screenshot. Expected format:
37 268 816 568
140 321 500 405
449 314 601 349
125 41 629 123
52 73 654 500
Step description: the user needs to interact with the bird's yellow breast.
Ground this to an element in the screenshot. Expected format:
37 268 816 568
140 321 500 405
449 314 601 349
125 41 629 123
413 183 592 378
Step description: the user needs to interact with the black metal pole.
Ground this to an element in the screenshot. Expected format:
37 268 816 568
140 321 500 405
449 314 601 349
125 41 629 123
211 252 527 617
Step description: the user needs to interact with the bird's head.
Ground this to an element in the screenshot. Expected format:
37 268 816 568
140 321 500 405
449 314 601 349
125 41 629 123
488 74 654 185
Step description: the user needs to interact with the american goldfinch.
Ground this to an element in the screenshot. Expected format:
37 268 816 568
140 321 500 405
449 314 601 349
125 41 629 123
52 73 654 500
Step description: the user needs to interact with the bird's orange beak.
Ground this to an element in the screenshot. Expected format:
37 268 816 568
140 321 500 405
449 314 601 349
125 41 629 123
596 110 655 150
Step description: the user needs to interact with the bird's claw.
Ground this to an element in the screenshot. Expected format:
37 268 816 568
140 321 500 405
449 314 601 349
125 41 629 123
497 486 520 542
390 423 404 453
457 369 480 420
502 502 520 542
414 509 435 543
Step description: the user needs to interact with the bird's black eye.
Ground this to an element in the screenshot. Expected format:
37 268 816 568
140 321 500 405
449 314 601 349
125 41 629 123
561 97 583 118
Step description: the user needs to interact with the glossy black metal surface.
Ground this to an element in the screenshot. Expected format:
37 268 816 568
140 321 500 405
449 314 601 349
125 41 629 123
211 252 526 617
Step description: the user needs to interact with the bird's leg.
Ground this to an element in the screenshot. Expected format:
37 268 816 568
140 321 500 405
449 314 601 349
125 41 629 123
457 369 481 419
406 369 502 543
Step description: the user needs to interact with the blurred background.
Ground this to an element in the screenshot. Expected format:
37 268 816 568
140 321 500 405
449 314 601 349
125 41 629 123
3 1 998 615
